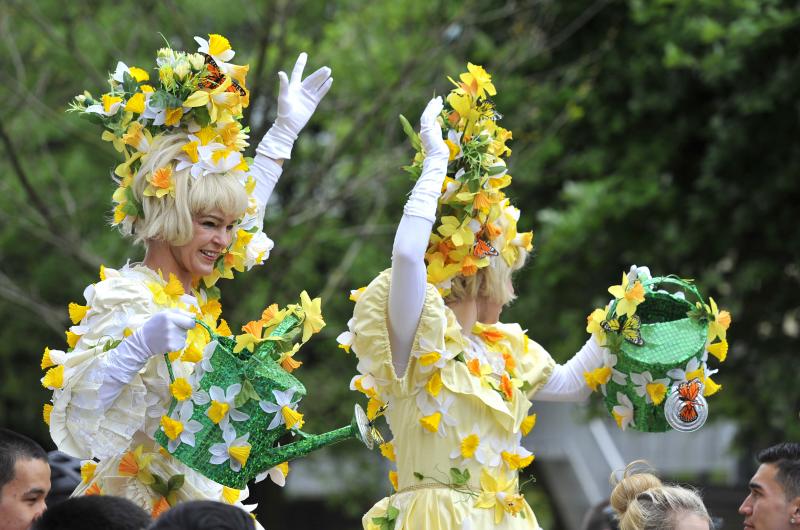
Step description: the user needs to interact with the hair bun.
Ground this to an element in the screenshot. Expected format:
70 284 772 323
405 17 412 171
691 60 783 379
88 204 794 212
609 461 663 516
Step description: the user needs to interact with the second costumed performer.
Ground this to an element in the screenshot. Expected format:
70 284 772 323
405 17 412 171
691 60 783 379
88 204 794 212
40 34 331 515
340 67 607 529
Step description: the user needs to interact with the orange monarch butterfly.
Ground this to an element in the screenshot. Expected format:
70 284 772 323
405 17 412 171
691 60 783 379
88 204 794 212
198 53 247 96
472 238 499 258
676 378 703 423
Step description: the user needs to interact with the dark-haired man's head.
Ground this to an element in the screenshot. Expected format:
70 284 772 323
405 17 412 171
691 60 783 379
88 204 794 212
0 428 50 530
739 442 800 530
148 500 255 530
31 495 149 530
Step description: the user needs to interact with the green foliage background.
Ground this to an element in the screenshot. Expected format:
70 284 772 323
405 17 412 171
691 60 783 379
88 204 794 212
1 0 799 524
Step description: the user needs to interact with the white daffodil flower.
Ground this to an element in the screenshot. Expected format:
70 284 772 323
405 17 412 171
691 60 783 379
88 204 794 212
167 400 204 453
259 388 301 431
204 383 250 429
612 392 635 431
209 426 251 472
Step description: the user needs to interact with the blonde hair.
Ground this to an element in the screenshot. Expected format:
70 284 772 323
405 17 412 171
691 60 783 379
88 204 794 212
444 249 529 306
610 461 710 530
127 134 248 246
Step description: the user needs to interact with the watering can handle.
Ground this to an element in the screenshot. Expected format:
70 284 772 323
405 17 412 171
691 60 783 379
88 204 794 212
642 276 706 306
162 318 217 385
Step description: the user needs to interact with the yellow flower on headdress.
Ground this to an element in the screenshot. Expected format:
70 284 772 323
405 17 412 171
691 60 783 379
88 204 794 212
437 216 475 248
460 63 497 99
68 303 89 324
184 77 242 124
195 34 236 63
426 253 461 286
144 166 175 198
41 365 65 390
608 272 645 318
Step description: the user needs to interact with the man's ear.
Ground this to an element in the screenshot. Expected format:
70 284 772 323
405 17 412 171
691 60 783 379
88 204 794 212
791 496 800 519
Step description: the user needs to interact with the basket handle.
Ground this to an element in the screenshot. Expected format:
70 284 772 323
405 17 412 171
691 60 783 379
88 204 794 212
162 318 218 385
642 276 706 306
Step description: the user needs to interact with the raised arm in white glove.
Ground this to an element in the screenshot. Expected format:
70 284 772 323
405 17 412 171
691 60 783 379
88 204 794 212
388 97 449 375
98 309 196 410
249 53 333 222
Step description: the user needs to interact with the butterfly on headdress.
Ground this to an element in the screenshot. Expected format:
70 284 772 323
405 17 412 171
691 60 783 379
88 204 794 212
198 53 247 96
600 314 644 346
675 378 703 424
472 238 499 259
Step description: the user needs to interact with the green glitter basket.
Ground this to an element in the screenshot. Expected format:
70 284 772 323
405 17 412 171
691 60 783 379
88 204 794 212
154 312 374 489
603 276 709 432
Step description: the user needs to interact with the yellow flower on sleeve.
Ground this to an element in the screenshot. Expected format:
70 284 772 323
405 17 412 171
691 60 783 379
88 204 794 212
68 303 89 324
43 404 52 426
65 331 80 349
41 347 54 370
520 414 537 436
42 365 65 390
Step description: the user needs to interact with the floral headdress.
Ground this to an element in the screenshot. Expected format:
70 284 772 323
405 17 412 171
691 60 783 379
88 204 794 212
69 34 271 289
401 63 534 295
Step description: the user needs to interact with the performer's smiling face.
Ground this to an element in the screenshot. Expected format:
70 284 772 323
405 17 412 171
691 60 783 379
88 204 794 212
170 209 237 279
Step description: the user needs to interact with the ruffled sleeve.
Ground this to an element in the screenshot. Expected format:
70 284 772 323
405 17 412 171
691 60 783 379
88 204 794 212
47 267 158 460
514 330 556 399
350 268 451 399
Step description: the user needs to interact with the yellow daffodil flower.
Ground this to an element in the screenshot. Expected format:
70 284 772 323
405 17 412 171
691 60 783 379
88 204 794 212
475 469 521 524
228 444 251 468
65 330 80 349
586 307 608 344
645 382 667 406
521 414 537 436
222 486 240 504
707 298 732 342
207 401 230 424
68 303 89 324
437 216 475 248
367 397 385 421
502 451 534 470
426 371 443 397
388 470 398 491
461 63 497 99
144 166 176 198
279 344 303 372
170 378 193 401
299 291 325 342
118 445 155 485
41 347 54 370
43 404 52 426
707 340 728 362
42 365 65 390
419 412 442 433
160 416 184 440
184 77 242 123
379 442 396 462
80 461 97 484
124 93 145 114
281 406 304 430
584 366 612 392
461 434 480 458
608 272 645 318
426 253 461 285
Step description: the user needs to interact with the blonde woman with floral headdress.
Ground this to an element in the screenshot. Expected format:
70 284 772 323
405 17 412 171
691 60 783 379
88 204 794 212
341 66 608 529
40 35 331 518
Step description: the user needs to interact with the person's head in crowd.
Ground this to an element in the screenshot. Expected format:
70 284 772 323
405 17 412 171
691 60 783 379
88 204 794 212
610 461 711 530
0 428 50 530
31 495 149 530
739 442 800 530
148 500 255 530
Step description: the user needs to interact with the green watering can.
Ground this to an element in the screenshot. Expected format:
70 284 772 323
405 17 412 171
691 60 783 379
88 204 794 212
154 311 375 489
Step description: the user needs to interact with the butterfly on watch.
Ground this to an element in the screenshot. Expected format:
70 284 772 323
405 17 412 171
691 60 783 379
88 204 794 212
675 378 703 424
198 53 247 96
472 238 499 259
600 314 644 346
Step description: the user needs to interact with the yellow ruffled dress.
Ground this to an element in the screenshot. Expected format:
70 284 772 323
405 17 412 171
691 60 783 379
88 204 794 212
43 265 256 515
349 270 555 530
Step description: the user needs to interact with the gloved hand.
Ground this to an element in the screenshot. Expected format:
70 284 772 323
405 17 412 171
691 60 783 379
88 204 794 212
256 52 333 160
98 309 196 410
419 96 449 161
403 97 449 222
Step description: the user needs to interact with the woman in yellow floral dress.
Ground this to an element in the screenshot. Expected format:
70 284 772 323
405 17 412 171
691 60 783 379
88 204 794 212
40 35 331 516
342 75 607 529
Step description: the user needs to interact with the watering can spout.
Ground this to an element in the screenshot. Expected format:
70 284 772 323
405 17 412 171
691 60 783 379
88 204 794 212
248 404 375 472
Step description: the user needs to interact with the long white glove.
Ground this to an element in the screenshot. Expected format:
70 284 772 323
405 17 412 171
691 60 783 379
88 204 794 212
402 96 449 222
389 97 449 374
98 309 196 410
256 52 333 160
533 336 607 402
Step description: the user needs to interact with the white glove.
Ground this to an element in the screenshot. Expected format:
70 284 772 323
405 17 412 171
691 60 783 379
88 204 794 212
98 309 196 410
403 97 449 222
256 52 333 160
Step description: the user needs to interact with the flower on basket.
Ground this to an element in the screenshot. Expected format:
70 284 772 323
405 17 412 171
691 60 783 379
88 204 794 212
193 384 250 429
259 388 304 431
612 392 635 431
161 400 204 453
209 426 252 472
630 371 670 406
